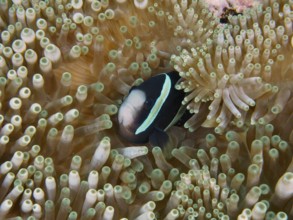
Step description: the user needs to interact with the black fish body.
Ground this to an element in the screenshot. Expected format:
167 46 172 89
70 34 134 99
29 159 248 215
118 71 186 146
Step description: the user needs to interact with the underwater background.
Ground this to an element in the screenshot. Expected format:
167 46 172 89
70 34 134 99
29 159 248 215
0 0 292 219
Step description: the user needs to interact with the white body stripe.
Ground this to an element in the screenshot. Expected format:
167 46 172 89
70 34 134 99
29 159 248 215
135 74 171 135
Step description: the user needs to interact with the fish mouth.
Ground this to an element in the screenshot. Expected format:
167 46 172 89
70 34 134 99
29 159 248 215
118 125 146 144
118 117 150 144
118 103 137 126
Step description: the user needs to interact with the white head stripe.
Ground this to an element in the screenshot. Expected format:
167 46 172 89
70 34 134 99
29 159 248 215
118 90 146 127
135 74 171 135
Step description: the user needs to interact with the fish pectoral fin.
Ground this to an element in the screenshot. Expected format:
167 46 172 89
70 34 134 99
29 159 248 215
164 105 187 131
149 127 169 148
175 107 193 127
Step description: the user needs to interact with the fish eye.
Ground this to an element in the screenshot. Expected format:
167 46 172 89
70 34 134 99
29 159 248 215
143 99 153 110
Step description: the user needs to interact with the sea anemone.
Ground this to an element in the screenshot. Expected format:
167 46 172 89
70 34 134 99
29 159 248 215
172 0 293 134
0 0 292 219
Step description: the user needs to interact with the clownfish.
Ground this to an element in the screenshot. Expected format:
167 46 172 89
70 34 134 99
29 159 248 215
118 71 187 147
